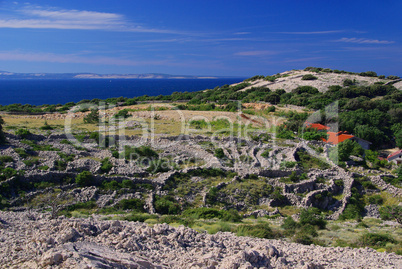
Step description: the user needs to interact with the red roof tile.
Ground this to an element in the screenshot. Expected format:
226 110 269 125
322 131 355 145
305 121 330 131
387 149 402 160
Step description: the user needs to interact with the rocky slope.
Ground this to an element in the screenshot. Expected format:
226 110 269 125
0 211 401 269
238 70 401 92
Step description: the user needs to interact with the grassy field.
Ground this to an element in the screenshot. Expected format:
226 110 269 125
1 104 281 137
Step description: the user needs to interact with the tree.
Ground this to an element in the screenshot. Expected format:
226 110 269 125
353 124 387 149
396 130 402 149
75 171 95 187
329 139 363 163
83 109 99 124
0 116 5 144
32 189 73 219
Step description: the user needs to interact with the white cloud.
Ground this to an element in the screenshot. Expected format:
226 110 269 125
335 37 395 44
0 4 179 33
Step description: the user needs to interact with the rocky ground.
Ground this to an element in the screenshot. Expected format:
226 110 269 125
239 70 402 93
0 211 400 269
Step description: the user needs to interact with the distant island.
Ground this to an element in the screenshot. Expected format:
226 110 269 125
0 71 228 80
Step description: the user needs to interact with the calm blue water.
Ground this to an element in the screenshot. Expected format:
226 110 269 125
0 78 245 106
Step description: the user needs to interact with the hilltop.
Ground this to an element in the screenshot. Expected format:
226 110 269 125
238 68 402 92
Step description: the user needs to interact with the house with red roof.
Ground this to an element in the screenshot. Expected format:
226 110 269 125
322 131 371 150
387 149 402 164
304 121 371 149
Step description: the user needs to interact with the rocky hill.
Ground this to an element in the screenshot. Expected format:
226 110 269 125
238 69 401 93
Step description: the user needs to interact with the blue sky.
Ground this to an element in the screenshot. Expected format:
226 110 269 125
0 0 400 76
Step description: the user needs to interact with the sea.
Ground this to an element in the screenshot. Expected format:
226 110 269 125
0 78 246 106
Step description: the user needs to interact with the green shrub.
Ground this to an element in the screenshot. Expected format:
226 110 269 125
221 209 242 222
293 224 319 245
379 205 402 224
15 129 31 138
23 158 40 167
114 109 130 119
66 200 97 211
34 181 54 189
121 179 135 189
368 195 383 205
102 180 120 190
125 213 157 222
271 187 285 202
281 216 300 231
301 74 318 80
205 187 219 205
75 171 95 187
299 208 326 229
341 204 363 221
154 195 181 215
280 161 297 169
182 208 222 219
39 121 53 130
343 79 355 87
38 165 49 171
0 156 14 163
114 198 145 212
100 158 113 174
235 223 277 239
357 233 396 248
0 167 18 181
189 119 208 129
83 109 99 124
260 148 272 158
334 179 344 187
214 148 226 159
123 145 159 161
147 159 171 174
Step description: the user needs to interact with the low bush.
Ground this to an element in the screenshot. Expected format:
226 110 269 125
299 208 326 229
123 145 159 162
0 156 14 163
379 205 402 224
221 209 242 222
100 158 113 174
154 195 181 215
34 181 54 189
114 109 130 119
114 198 145 212
301 74 318 80
125 213 158 222
368 195 383 205
356 233 396 248
182 208 222 219
39 121 53 130
235 223 279 239
214 148 226 159
75 171 95 187
147 159 171 174
281 216 300 231
15 129 31 138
